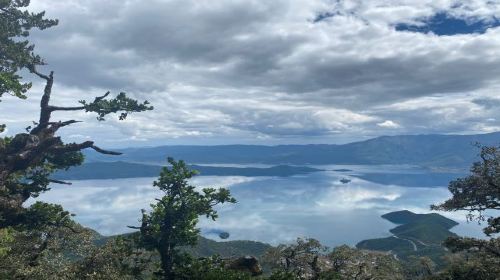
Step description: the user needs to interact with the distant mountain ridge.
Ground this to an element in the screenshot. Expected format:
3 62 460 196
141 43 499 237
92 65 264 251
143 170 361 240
53 161 322 180
85 132 500 167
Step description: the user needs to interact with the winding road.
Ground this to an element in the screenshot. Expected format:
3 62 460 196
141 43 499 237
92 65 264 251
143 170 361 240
392 235 418 251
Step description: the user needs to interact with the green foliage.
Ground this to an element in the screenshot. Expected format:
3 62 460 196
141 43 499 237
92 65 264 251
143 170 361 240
0 221 96 279
390 220 457 245
89 232 273 279
0 2 154 278
267 271 302 280
175 256 253 280
427 145 500 279
0 136 84 227
264 239 403 280
0 222 152 279
328 245 404 280
65 235 151 280
135 158 236 279
427 250 500 280
0 227 13 257
443 236 500 255
403 256 436 280
0 0 58 100
266 269 340 280
79 92 153 121
432 145 500 236
263 238 327 279
21 202 75 230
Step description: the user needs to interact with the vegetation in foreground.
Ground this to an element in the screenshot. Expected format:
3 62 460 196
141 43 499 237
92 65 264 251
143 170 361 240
0 1 499 279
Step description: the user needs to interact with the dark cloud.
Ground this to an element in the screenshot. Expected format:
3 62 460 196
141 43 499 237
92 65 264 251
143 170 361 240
1 0 498 145
472 98 500 110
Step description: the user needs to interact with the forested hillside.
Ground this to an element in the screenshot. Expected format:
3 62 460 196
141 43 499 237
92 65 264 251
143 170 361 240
357 211 459 266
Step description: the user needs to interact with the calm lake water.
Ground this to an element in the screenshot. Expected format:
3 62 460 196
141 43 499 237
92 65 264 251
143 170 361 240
33 165 488 247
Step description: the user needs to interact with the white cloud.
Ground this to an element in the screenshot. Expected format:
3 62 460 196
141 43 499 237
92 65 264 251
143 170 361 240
0 0 498 145
377 120 401 128
315 185 402 211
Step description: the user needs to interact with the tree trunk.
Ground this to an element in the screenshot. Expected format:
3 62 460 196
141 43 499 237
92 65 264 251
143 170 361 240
159 241 174 280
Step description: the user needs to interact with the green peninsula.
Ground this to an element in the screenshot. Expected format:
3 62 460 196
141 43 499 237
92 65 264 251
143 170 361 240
356 210 459 265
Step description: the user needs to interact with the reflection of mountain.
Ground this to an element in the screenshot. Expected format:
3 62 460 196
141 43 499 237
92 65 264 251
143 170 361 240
53 161 322 180
85 132 500 168
353 172 463 188
356 210 458 266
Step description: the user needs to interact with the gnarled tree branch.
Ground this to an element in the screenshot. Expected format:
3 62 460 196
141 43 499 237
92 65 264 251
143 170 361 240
49 141 122 155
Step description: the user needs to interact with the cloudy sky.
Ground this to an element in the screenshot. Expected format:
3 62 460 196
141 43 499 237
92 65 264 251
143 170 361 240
2 0 500 147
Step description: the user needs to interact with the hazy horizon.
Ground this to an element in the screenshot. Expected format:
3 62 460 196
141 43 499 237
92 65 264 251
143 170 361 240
94 131 500 149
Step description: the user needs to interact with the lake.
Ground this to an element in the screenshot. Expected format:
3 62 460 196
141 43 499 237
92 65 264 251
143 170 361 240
33 164 488 247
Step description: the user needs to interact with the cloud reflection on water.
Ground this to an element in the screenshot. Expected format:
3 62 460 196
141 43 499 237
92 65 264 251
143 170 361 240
32 166 488 247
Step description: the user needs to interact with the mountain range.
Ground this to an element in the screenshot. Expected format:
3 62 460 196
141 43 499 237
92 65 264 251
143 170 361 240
85 132 500 168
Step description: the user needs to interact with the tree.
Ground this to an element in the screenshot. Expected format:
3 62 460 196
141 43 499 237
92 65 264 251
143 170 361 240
0 71 152 230
264 239 404 280
175 256 253 280
328 245 404 280
1 0 58 133
0 0 152 230
431 145 499 236
0 209 97 279
65 234 151 280
403 256 436 280
0 2 153 276
427 245 500 280
0 0 58 106
131 158 236 279
263 238 329 280
429 145 500 279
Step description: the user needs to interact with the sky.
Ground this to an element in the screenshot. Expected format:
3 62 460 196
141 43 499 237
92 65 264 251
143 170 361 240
1 0 500 147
